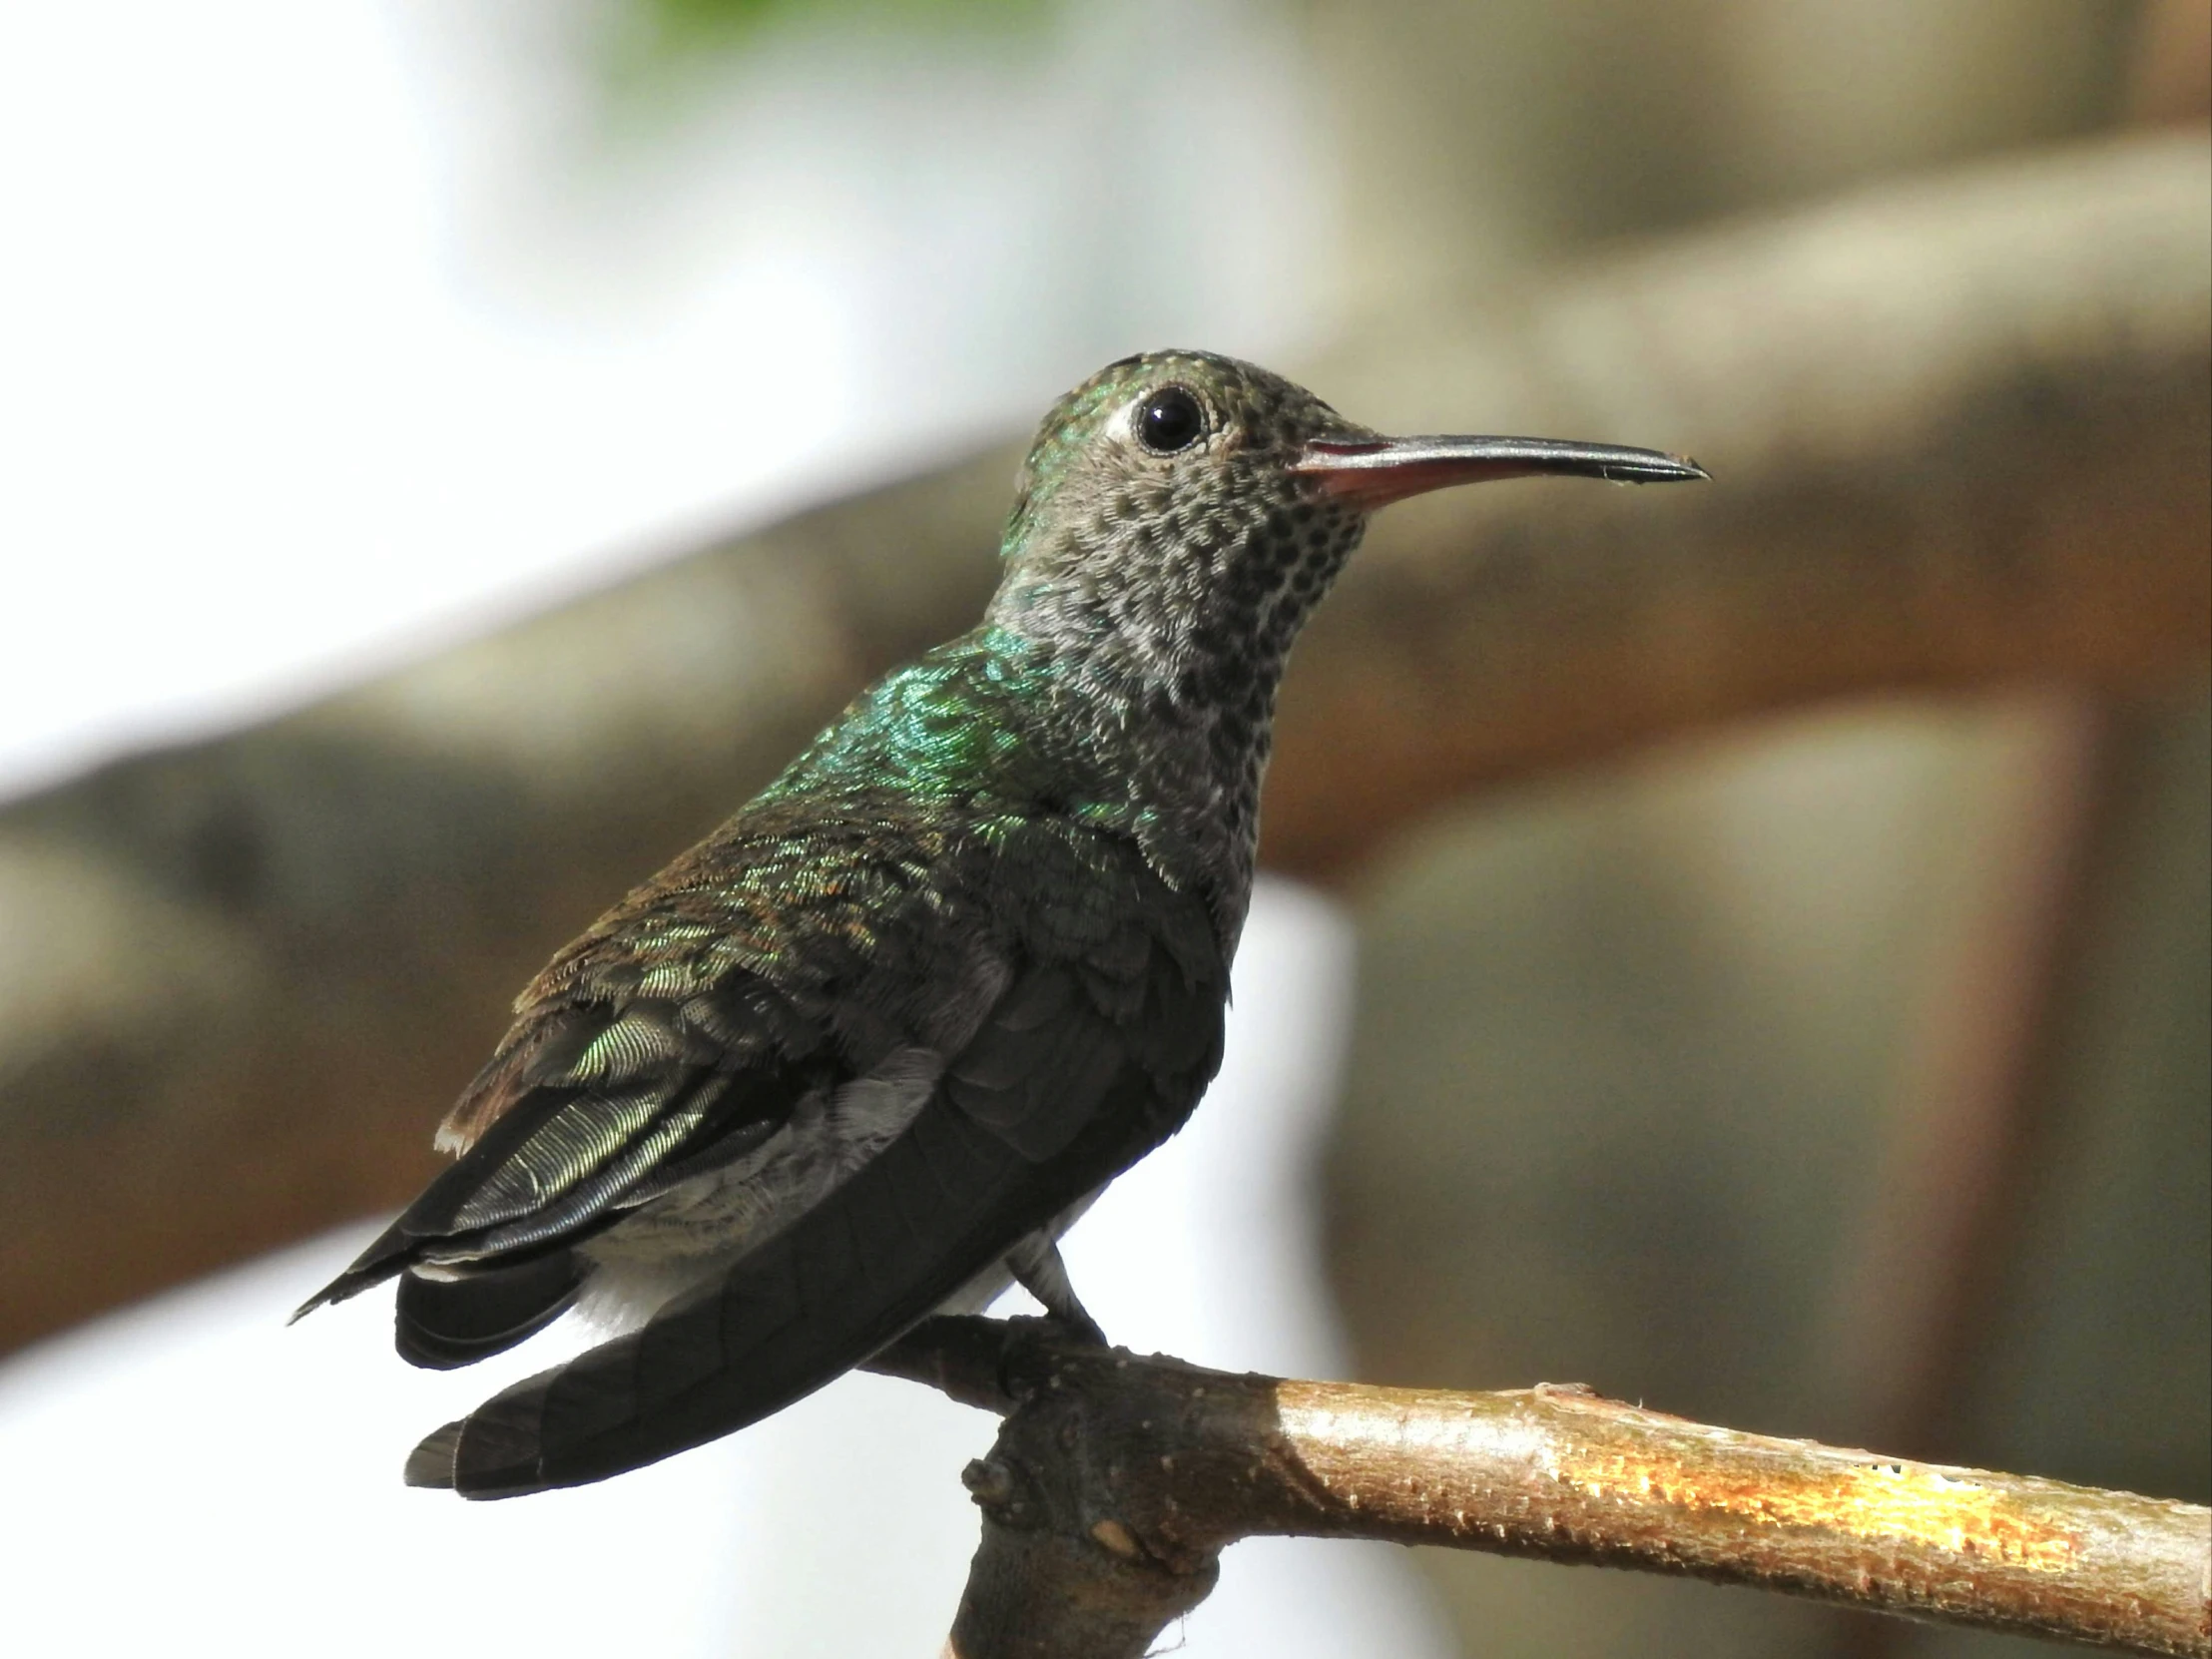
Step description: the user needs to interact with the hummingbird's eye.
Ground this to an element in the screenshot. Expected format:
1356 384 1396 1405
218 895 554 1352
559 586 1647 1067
1136 385 1206 454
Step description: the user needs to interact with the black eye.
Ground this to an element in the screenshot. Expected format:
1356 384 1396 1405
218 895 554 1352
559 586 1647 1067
1136 385 1206 453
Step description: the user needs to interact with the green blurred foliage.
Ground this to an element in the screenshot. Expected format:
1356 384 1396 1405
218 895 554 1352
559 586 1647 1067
626 0 1051 54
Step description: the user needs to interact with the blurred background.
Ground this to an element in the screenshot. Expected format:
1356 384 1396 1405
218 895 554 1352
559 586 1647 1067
0 2 2205 1655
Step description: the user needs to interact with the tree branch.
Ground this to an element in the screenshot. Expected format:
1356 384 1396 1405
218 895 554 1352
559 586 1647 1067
865 1318 2212 1659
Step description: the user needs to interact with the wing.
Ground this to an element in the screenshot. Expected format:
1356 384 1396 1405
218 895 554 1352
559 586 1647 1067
289 977 832 1367
290 810 944 1364
405 844 1226 1498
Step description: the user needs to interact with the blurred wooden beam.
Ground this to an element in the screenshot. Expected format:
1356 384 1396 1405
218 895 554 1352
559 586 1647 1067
2130 0 2212 127
1271 129 2209 871
0 131 2204 1355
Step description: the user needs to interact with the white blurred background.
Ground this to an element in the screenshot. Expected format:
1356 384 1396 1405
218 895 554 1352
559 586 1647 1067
0 0 1327 797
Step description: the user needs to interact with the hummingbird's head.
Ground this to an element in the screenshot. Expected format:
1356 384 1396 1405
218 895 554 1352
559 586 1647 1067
987 348 1702 682
987 350 1371 672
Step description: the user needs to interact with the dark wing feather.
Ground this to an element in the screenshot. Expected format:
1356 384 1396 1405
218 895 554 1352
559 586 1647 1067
289 978 823 1351
408 884 1226 1497
292 807 993 1366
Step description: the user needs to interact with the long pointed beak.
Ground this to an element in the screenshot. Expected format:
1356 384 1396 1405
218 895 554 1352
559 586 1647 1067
1296 434 1707 509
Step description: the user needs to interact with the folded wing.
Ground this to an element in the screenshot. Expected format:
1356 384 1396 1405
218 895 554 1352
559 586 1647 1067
291 974 830 1369
407 887 1224 1498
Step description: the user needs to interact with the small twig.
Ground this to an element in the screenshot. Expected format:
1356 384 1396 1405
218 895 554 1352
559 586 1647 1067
867 1317 2212 1659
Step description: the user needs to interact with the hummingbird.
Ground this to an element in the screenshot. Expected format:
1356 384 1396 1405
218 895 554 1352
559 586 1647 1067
294 350 1703 1498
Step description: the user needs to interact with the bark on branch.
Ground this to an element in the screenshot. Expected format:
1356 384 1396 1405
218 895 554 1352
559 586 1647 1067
865 1318 2212 1659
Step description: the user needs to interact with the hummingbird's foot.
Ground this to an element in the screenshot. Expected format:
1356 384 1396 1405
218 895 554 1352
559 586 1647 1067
1047 1304 1109 1348
1006 1234 1108 1347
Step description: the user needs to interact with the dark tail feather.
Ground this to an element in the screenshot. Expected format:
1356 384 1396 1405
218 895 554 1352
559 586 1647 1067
405 1421 464 1488
411 1100 1054 1498
394 1253 586 1371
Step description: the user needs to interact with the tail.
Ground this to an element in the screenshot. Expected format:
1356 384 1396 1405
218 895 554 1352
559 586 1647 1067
404 1095 1062 1497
